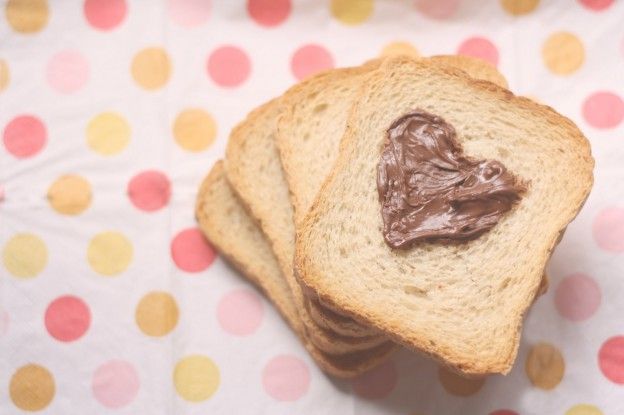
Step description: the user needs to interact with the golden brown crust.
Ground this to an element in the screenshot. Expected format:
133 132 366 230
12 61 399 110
195 161 396 378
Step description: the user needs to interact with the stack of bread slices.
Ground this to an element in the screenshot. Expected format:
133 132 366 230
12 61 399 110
196 55 593 378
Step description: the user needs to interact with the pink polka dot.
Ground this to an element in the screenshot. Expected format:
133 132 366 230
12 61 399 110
579 0 613 11
46 50 90 94
593 207 624 252
555 273 601 321
84 0 127 30
414 0 460 19
291 44 334 81
0 309 9 337
167 0 210 27
207 46 251 88
217 289 264 336
262 355 310 401
45 295 91 342
352 360 398 399
582 91 624 129
247 0 291 27
3 115 46 158
92 360 140 408
127 170 171 212
599 336 624 384
171 228 216 273
490 411 518 415
457 36 499 67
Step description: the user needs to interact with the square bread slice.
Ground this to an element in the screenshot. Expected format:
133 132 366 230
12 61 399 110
195 161 395 378
295 56 593 376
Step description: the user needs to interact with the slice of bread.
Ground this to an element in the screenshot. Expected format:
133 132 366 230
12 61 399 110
296 56 593 376
225 97 383 348
195 161 395 377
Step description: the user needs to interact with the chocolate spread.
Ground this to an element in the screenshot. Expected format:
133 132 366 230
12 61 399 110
377 110 526 249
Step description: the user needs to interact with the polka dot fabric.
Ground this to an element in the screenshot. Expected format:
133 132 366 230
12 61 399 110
0 1 621 414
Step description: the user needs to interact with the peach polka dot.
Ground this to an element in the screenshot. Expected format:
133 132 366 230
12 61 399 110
207 46 251 88
579 0 613 11
458 37 499 66
3 233 48 278
500 0 539 15
0 59 9 91
566 404 604 415
490 410 519 415
291 44 334 81
262 355 310 401
10 364 55 411
598 336 624 384
542 32 584 75
45 295 91 342
353 360 398 399
217 288 264 336
47 174 92 215
135 291 179 337
131 47 171 90
247 0 291 27
415 0 460 19
46 50 90 94
438 366 485 396
173 108 217 152
171 228 215 272
3 114 47 158
582 91 624 129
174 355 220 401
84 0 127 30
127 170 171 212
0 309 9 336
555 273 601 321
593 207 624 252
330 0 374 25
525 342 565 389
380 41 419 58
167 0 210 27
5 0 49 34
92 360 140 408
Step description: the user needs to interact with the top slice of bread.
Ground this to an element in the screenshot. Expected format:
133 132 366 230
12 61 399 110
296 56 594 376
195 161 395 377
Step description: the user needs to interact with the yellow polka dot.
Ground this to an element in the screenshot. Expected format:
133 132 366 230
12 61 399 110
0 59 9 91
10 364 55 411
542 32 584 75
566 404 603 415
87 231 133 276
525 342 565 390
174 355 220 402
136 291 179 337
3 233 47 278
87 112 131 155
5 0 49 33
173 109 217 152
47 175 92 215
500 0 540 15
438 367 485 396
131 47 171 90
330 0 374 26
380 41 419 58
